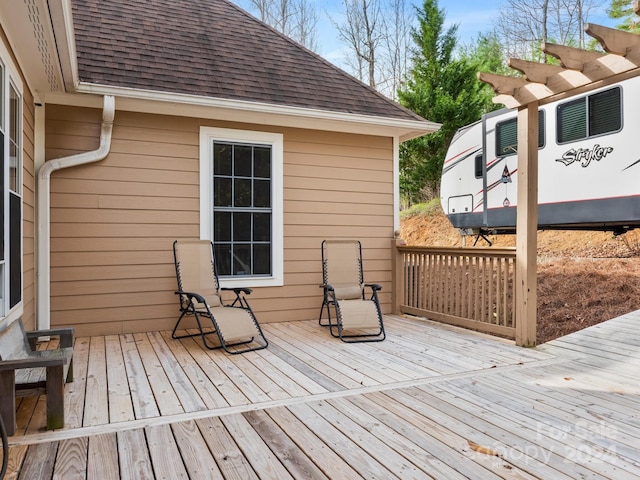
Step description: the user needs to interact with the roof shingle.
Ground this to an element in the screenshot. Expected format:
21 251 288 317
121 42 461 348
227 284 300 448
71 0 424 121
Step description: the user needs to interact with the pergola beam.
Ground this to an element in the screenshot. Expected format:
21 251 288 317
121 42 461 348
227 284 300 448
508 58 564 83
586 23 640 55
542 42 604 70
480 25 640 108
477 72 526 95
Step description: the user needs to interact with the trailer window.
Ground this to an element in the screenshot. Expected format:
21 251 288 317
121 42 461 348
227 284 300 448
557 87 621 143
474 154 483 178
495 112 545 157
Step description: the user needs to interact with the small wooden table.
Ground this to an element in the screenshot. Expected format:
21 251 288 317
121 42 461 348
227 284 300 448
0 319 74 435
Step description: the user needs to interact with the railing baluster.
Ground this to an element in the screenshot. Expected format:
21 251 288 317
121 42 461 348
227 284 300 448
396 246 517 339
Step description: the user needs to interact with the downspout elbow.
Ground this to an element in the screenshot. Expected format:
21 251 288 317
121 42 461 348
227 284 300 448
38 95 115 182
36 95 115 330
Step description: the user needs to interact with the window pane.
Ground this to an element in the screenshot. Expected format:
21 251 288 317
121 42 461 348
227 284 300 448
234 145 252 177
233 212 251 241
589 87 621 137
254 179 270 208
0 264 4 311
214 211 231 241
9 85 19 193
232 244 251 275
254 147 271 178
253 244 271 275
0 64 4 131
9 86 18 144
214 143 232 176
0 131 4 262
496 118 517 157
9 142 17 192
474 154 483 178
496 114 544 157
212 138 273 278
9 192 20 308
254 213 271 242
234 178 251 207
214 244 231 276
214 177 232 207
558 98 586 143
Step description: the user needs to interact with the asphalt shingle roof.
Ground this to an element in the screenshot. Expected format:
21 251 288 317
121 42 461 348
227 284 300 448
71 0 424 121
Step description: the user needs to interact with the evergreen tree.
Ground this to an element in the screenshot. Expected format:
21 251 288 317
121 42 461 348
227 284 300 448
608 0 640 33
397 0 490 204
459 33 510 113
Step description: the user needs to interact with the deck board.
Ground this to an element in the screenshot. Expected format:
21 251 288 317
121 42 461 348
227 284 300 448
105 335 135 423
53 437 88 480
5 313 640 479
117 429 156 479
120 333 160 419
83 336 108 426
195 416 259 480
145 424 190 480
171 420 225 479
65 336 89 428
87 433 118 480
264 406 362 480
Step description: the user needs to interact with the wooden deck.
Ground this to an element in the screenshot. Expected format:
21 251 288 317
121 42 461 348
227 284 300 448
4 313 640 479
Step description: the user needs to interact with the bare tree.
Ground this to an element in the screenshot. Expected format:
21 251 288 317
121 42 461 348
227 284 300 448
295 1 320 52
494 0 599 62
333 0 384 88
379 0 412 99
245 0 319 51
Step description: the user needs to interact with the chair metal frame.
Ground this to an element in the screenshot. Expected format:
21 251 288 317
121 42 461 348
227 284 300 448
172 240 268 354
318 239 386 342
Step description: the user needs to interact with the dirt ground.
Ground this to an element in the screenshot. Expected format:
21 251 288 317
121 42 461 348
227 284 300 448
400 210 640 344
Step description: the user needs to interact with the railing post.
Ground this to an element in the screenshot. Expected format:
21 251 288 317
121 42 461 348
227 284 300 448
391 232 405 314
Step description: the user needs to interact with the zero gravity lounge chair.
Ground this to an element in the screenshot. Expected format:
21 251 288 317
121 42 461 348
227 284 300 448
172 240 268 354
318 240 385 342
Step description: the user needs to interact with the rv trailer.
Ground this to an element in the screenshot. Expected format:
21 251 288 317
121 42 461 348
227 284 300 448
441 78 640 236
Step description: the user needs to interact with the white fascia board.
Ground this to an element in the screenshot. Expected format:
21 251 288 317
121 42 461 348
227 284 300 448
48 0 79 91
45 82 441 141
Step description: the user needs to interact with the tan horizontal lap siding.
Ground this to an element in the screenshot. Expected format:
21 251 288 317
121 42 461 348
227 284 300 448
281 129 394 323
21 89 36 330
46 105 395 335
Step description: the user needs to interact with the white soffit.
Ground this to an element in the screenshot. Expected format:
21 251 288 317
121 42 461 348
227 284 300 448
0 0 65 98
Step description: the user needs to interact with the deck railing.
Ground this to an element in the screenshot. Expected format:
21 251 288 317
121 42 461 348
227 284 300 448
393 243 517 339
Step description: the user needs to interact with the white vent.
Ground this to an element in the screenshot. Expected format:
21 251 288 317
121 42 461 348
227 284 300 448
25 0 61 92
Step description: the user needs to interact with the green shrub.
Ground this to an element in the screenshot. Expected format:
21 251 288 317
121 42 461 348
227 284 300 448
400 199 442 219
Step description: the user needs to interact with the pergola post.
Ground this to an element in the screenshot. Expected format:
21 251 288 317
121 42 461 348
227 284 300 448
478 17 640 347
514 103 538 347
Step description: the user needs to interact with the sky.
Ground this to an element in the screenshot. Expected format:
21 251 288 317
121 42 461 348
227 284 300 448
233 1 618 68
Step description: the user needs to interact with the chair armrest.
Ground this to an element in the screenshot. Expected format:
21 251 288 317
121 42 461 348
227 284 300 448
365 283 382 291
221 287 253 295
319 283 334 291
221 287 253 308
175 290 207 304
0 355 66 372
26 327 75 348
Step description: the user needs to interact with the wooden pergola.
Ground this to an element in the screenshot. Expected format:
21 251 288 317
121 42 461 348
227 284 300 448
479 1 640 346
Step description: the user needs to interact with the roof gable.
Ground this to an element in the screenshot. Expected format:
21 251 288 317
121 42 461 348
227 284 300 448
72 0 423 122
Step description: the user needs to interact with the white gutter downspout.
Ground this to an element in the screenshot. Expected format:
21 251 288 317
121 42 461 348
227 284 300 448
36 95 115 329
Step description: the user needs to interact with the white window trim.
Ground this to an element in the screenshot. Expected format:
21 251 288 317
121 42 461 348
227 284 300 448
199 126 284 288
0 38 24 323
